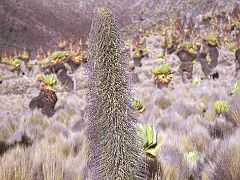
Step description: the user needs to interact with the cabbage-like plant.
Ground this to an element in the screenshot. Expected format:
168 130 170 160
206 33 220 46
39 58 51 68
9 58 21 67
156 52 164 61
49 51 68 62
227 42 238 52
152 64 172 77
19 50 30 60
142 47 151 57
30 74 58 117
137 123 162 158
43 75 57 92
231 19 240 30
134 99 145 113
232 81 240 94
214 100 230 115
152 64 173 86
133 49 141 58
177 42 198 56
192 77 202 84
58 40 67 49
183 151 201 167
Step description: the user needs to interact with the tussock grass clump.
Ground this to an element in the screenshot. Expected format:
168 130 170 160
86 7 148 179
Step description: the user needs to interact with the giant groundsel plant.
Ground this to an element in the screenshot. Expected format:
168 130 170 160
85 7 148 179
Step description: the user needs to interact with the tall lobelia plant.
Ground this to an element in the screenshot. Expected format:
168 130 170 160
85 7 148 179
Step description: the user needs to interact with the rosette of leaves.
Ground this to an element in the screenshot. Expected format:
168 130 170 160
36 73 44 82
43 75 57 92
231 19 240 30
155 74 173 84
165 35 173 49
1 56 9 64
177 42 198 57
27 62 34 71
144 30 154 37
206 33 220 46
134 99 145 113
125 39 132 50
8 57 21 72
183 151 203 178
58 40 67 49
142 47 151 57
152 64 172 77
152 64 173 84
160 28 168 36
231 81 240 95
214 100 230 115
133 49 141 58
227 42 238 52
192 77 202 84
137 123 162 177
67 49 80 62
184 151 201 167
2 57 21 68
49 51 68 63
156 52 164 61
137 123 162 158
30 74 58 117
19 50 30 61
39 58 51 68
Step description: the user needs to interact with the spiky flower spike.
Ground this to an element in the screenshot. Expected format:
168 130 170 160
86 7 148 179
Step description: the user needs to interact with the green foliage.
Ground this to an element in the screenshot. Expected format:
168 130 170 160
232 81 240 94
125 40 132 49
137 123 162 158
142 47 151 56
152 64 172 76
231 19 240 29
206 32 220 46
144 30 154 37
192 77 202 84
40 58 51 67
177 42 198 56
184 151 201 167
133 49 141 58
213 100 230 115
227 42 238 52
134 99 145 113
43 75 57 87
49 51 68 62
9 58 21 67
20 50 30 60
87 7 148 179
156 52 164 61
